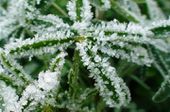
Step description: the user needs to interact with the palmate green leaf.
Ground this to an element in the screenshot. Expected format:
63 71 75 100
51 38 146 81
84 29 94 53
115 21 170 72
152 76 170 102
76 41 131 108
1 0 170 111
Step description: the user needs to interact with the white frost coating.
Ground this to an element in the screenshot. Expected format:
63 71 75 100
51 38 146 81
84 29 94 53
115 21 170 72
38 14 69 28
19 84 45 110
119 0 144 21
81 0 93 22
50 51 67 72
0 0 26 39
19 71 60 109
149 19 170 30
72 21 89 31
0 65 4 73
0 0 168 110
36 0 41 4
101 0 111 10
146 0 165 20
4 30 73 57
100 46 152 66
0 0 38 40
0 81 21 112
71 0 93 31
76 41 131 108
89 20 152 36
38 71 59 91
67 0 92 30
67 0 92 22
67 0 77 21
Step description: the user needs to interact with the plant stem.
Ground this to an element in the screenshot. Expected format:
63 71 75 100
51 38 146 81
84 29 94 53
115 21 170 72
147 46 166 78
68 50 80 98
130 75 151 91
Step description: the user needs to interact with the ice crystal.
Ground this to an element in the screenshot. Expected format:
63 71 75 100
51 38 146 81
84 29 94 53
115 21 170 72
0 81 21 112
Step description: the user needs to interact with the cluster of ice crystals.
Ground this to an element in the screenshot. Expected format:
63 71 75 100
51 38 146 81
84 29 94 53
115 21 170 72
149 19 170 29
19 71 60 109
38 71 59 91
37 14 69 28
101 0 111 10
0 0 37 40
36 0 41 5
4 30 73 58
67 0 77 21
69 0 93 32
72 21 89 31
0 66 4 74
50 51 67 72
67 0 93 23
76 41 131 108
81 0 93 22
0 81 21 112
90 20 152 36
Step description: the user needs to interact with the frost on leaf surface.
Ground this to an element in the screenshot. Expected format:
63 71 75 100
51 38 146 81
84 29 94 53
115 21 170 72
0 0 170 111
76 41 131 108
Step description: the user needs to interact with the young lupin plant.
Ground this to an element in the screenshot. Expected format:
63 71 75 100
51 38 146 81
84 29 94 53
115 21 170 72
0 0 170 111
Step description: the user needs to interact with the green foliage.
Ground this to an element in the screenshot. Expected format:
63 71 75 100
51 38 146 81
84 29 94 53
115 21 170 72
0 0 170 111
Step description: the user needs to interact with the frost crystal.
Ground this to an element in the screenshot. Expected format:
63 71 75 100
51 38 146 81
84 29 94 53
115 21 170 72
81 0 93 22
38 71 59 91
0 81 21 112
67 0 77 21
19 71 60 110
101 0 111 10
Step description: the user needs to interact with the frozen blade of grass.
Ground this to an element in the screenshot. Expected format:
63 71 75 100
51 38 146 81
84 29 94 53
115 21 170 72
152 76 170 102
